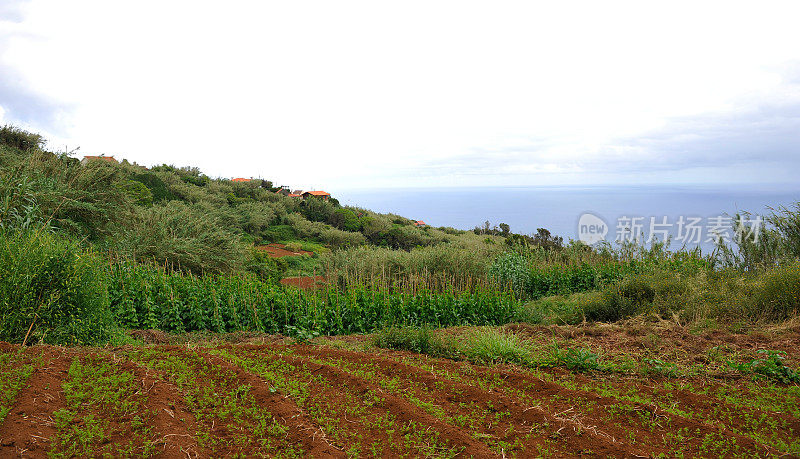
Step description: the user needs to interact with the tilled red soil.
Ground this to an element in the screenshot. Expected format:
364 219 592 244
256 243 313 258
1 328 798 458
280 275 327 289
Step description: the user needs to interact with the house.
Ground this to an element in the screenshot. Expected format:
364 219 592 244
231 177 252 183
288 193 302 198
275 188 290 196
81 155 118 166
302 191 331 201
414 220 427 227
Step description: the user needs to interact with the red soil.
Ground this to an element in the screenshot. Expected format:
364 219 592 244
279 275 326 289
0 346 72 457
1 325 798 457
255 243 313 258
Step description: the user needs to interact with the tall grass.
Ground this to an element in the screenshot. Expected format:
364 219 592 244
322 238 505 294
489 241 711 300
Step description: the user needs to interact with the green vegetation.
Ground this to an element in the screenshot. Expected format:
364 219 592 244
0 227 111 345
50 354 160 457
0 350 37 422
373 326 607 373
109 260 518 336
1 124 800 346
126 347 300 456
727 350 800 384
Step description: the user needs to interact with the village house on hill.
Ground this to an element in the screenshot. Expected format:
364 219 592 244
302 191 331 201
231 177 253 183
81 155 118 166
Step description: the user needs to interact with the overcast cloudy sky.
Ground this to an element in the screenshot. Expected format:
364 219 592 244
1 1 799 190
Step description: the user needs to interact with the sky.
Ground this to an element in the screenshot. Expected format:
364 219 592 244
1 1 800 191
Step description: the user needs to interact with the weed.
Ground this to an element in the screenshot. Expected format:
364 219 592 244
372 326 460 359
463 328 531 365
550 346 602 372
641 358 680 378
284 325 320 343
727 350 800 384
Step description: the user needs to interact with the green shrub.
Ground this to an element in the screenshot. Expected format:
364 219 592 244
284 241 302 252
0 176 48 231
748 262 800 320
113 201 246 274
0 227 111 345
261 225 297 242
0 125 44 151
130 172 177 202
583 277 654 322
514 294 585 325
119 180 153 206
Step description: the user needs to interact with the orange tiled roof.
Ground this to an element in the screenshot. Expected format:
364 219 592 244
82 155 118 163
232 177 252 182
303 191 331 196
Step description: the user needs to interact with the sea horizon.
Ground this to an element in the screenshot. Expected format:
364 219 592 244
336 184 800 253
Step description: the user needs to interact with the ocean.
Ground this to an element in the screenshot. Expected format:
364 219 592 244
335 185 800 253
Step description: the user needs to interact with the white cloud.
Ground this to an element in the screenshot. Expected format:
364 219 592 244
2 0 800 190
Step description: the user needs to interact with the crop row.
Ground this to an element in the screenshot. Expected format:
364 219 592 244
109 262 519 336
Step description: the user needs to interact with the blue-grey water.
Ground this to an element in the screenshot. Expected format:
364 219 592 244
336 185 800 253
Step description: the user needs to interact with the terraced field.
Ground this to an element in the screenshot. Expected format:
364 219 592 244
1 323 799 458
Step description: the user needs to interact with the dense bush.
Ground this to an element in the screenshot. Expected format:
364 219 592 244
583 277 655 322
0 125 44 152
112 201 246 274
0 228 111 345
747 261 800 321
260 224 297 243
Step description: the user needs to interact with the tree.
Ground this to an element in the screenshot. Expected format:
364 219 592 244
499 223 510 237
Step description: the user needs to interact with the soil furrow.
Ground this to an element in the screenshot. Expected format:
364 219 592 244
577 373 800 445
0 347 72 458
112 353 206 458
170 347 345 458
384 348 775 456
215 345 472 457
287 344 649 457
225 345 500 458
